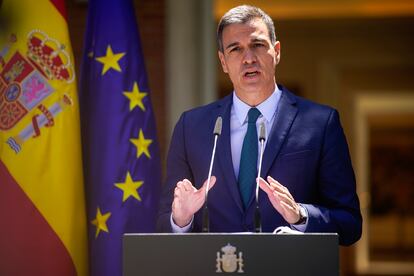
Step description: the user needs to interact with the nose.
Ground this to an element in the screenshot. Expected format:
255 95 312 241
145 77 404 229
242 48 257 64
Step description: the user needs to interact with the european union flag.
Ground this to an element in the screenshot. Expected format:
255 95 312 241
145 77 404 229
79 0 161 275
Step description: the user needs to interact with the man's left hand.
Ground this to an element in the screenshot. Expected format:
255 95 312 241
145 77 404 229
258 176 301 224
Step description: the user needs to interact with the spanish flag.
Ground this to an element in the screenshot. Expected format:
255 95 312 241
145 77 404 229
0 1 88 275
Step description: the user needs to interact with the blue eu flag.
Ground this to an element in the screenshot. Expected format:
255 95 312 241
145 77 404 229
79 0 161 275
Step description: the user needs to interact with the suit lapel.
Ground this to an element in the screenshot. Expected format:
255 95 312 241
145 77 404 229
261 88 298 178
216 96 244 213
215 89 298 212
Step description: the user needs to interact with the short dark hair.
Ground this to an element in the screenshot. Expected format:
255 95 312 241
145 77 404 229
217 5 276 52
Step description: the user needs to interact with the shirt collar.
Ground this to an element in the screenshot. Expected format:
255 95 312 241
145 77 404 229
232 86 281 126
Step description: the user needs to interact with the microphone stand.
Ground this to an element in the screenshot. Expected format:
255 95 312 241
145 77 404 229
202 117 222 232
255 122 266 233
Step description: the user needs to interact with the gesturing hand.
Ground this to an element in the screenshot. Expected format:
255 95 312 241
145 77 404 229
258 176 301 224
172 176 217 227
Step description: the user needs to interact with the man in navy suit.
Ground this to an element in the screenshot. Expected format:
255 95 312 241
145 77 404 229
157 5 362 246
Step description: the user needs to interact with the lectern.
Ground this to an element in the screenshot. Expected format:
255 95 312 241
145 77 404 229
123 233 338 276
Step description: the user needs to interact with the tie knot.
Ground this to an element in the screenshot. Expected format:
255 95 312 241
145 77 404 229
247 107 261 123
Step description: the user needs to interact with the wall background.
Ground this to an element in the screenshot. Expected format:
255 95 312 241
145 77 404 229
66 1 414 275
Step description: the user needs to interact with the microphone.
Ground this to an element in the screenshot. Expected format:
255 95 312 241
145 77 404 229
202 116 222 232
255 122 266 232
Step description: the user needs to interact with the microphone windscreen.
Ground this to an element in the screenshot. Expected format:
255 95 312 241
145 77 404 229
259 122 266 141
213 116 222 136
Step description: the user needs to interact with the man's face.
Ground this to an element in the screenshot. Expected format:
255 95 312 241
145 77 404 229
218 18 280 102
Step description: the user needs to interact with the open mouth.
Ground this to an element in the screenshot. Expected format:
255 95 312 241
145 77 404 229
244 71 260 77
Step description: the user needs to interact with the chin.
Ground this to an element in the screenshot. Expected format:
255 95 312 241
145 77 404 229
242 82 263 92
239 87 263 97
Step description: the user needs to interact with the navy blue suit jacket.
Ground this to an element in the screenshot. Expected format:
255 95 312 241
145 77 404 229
157 86 362 246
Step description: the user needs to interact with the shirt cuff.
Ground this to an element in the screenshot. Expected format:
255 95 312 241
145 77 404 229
290 205 308 232
170 213 193 233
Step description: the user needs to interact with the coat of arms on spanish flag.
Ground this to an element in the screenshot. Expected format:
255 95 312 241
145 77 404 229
0 0 88 275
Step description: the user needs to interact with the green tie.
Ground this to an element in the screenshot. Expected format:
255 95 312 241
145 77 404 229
238 107 261 208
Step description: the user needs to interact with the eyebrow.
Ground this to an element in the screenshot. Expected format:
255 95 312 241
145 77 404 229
251 38 267 43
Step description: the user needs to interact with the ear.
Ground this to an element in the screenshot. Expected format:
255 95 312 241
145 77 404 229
274 41 281 65
218 51 228 73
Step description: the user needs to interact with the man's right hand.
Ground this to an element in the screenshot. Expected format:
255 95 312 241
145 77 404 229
171 176 217 227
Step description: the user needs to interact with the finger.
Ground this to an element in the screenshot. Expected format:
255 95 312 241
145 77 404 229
277 194 299 216
267 192 285 216
182 179 198 193
267 176 285 192
258 177 273 196
274 190 296 209
267 176 294 201
182 179 193 186
280 200 295 211
200 176 217 193
279 201 300 224
174 185 182 198
207 176 217 190
182 181 193 192
176 180 185 190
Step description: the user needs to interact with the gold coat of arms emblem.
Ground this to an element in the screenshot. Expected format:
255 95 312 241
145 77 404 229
0 30 74 153
216 243 244 273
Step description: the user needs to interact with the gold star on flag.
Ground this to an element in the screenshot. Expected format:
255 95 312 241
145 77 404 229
95 45 125 75
91 207 111 238
114 171 144 202
123 82 147 111
130 129 152 158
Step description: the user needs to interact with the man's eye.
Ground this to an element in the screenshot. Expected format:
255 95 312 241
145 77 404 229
229 47 240 53
253 43 264 48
